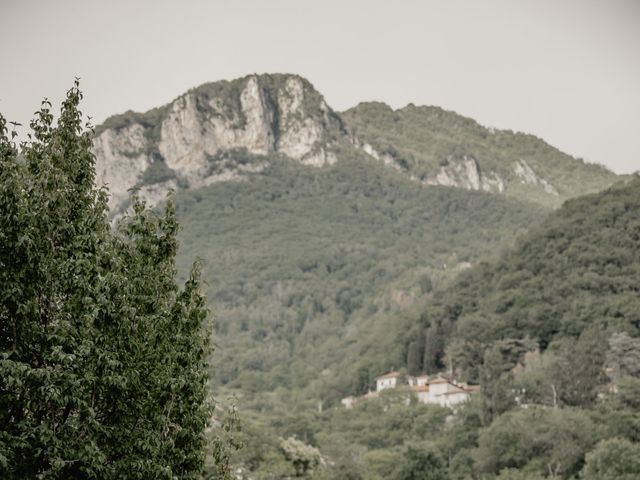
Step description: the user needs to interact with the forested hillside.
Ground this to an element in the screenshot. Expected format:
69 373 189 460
211 176 640 480
172 153 546 402
414 176 640 382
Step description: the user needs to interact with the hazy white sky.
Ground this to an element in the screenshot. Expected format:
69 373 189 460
1 0 639 173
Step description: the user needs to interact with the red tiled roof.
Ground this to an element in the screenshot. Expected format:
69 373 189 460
411 385 429 392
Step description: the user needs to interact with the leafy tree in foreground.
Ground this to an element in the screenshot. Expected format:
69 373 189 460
0 83 212 478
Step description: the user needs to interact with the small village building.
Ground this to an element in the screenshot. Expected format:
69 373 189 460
407 374 429 387
426 377 449 397
376 371 401 392
340 371 477 410
411 385 430 403
441 387 470 407
421 377 474 408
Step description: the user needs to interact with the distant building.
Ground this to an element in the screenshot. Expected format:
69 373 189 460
420 376 475 408
376 371 401 392
411 385 430 403
340 371 478 410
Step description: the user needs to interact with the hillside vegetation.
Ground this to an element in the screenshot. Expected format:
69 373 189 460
210 176 640 480
172 152 546 402
412 177 640 381
342 102 618 207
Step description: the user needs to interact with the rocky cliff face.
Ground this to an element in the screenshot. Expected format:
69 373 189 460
513 159 559 196
93 74 618 213
93 123 154 211
424 154 505 193
93 74 346 212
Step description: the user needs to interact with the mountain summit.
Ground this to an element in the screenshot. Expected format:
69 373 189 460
93 73 618 212
93 74 348 211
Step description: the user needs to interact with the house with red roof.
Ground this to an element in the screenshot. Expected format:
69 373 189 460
340 371 478 409
422 376 476 407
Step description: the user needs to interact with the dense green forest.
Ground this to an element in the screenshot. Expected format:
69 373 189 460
172 152 546 403
418 177 640 381
209 177 640 479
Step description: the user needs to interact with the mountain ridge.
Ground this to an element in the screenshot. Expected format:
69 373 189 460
342 100 618 206
92 73 620 213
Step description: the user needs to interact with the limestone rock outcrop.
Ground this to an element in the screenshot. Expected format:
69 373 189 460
426 155 505 193
92 73 611 213
93 124 152 210
93 74 347 212
514 159 559 196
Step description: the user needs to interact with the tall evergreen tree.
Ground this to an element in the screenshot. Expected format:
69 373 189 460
0 82 212 478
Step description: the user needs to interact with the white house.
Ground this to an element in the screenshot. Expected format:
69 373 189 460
411 385 430 403
340 372 478 409
440 387 471 407
426 377 450 400
376 371 401 392
419 377 475 408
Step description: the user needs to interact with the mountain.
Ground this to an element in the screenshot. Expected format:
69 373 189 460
89 74 638 478
92 73 619 214
90 72 626 397
342 102 618 207
93 74 349 213
171 156 546 399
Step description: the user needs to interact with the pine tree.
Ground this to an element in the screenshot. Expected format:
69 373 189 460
0 82 212 479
